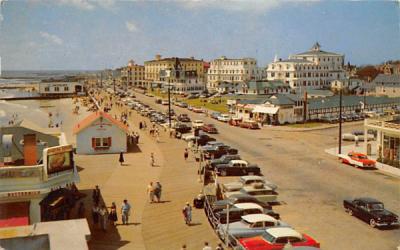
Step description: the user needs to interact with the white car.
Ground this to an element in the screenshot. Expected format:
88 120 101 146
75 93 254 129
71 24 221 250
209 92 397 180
222 176 278 192
192 120 204 128
217 114 231 122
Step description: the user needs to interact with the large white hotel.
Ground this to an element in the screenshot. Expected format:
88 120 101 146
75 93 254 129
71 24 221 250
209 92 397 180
266 42 346 90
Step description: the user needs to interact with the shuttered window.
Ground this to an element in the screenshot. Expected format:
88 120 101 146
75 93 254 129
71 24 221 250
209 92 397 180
91 137 112 149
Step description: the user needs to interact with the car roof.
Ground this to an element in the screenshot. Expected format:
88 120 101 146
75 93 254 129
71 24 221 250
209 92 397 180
266 227 302 239
230 160 247 164
242 185 272 191
349 152 366 156
241 214 277 223
194 120 203 122
234 203 263 210
240 176 264 181
356 197 381 203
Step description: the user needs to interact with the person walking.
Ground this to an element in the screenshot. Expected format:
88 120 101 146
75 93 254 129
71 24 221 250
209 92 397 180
92 203 100 226
150 153 155 167
92 185 101 205
99 205 108 232
184 148 189 161
121 199 131 225
139 121 143 130
147 182 155 203
119 151 125 166
77 202 85 219
215 243 224 250
182 202 192 225
180 244 187 250
203 242 212 250
154 182 162 203
108 202 118 226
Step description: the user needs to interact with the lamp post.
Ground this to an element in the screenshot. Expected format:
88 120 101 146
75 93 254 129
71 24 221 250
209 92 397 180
338 86 343 154
168 83 172 128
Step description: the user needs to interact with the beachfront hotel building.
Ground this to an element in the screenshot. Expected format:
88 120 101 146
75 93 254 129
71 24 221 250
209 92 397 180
121 60 145 88
266 42 346 90
38 82 85 97
207 57 265 92
144 55 205 90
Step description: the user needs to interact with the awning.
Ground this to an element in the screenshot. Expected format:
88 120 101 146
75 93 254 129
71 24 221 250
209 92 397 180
252 106 279 114
0 202 30 228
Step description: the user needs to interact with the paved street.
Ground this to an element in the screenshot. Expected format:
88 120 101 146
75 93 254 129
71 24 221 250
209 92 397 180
133 91 400 250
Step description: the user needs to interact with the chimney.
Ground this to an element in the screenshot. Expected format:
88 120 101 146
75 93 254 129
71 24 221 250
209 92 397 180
155 54 162 61
23 134 37 166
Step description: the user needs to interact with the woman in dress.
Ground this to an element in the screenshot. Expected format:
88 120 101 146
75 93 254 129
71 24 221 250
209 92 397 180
108 202 118 226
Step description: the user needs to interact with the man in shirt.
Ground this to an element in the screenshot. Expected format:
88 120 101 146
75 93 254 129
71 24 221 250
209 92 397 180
121 199 131 225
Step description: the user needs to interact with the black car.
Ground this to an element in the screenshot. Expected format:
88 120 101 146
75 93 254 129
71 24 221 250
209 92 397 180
208 154 241 170
212 194 272 211
343 197 399 228
177 114 191 122
203 145 238 159
174 123 192 134
196 134 216 146
215 161 261 176
215 206 280 224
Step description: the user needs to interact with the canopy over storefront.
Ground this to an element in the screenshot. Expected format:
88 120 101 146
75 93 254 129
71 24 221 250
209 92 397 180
252 106 279 114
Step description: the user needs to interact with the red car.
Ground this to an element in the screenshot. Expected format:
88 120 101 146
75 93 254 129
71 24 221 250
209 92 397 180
201 124 218 134
229 117 242 126
239 120 260 129
237 227 320 250
340 152 376 168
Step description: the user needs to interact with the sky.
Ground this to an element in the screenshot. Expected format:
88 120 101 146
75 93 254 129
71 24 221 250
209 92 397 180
0 0 399 71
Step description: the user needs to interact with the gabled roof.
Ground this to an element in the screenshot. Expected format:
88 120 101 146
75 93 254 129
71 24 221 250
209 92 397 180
73 111 129 134
373 74 400 85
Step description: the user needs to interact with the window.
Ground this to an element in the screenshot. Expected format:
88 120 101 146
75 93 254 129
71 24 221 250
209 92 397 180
64 86 69 91
92 137 112 149
54 86 60 91
44 87 50 92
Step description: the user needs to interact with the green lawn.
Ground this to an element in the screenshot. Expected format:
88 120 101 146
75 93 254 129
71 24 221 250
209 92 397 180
184 97 229 113
285 122 326 128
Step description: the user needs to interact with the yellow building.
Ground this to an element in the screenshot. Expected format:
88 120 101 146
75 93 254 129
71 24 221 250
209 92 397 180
144 55 205 89
121 60 145 88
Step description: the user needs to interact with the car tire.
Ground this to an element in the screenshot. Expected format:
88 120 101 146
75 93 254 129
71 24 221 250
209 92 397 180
221 170 227 176
369 219 377 228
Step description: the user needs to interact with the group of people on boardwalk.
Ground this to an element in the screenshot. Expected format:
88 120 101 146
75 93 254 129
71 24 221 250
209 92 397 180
90 185 132 231
147 181 162 203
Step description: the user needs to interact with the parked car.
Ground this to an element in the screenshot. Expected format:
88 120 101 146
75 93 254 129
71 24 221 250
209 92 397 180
177 114 191 122
217 214 289 245
229 117 242 126
222 175 278 192
224 184 278 203
155 98 162 104
201 141 225 151
212 194 273 212
195 134 217 146
176 102 188 108
208 154 241 170
343 197 399 228
215 203 279 225
237 227 320 250
239 120 260 129
218 114 231 122
201 124 218 134
174 123 192 134
204 145 238 160
192 107 204 113
215 160 260 176
211 112 221 120
161 99 169 105
339 152 376 168
192 119 204 128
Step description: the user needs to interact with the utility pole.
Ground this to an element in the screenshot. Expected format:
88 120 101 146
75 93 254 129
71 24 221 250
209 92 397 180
338 87 343 154
168 83 171 128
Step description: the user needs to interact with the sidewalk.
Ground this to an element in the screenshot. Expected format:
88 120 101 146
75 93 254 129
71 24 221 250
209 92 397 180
76 92 219 250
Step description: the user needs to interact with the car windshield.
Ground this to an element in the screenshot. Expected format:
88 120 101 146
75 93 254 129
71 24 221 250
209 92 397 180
368 203 384 210
262 232 275 243
357 155 368 159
